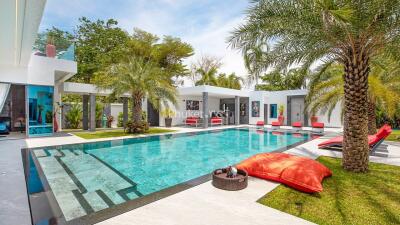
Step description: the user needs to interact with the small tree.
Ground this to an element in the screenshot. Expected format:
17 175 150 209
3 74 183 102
96 56 177 133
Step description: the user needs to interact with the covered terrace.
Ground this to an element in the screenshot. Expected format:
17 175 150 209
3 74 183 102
169 85 250 128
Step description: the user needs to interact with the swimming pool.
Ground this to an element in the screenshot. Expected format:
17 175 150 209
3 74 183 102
23 127 314 224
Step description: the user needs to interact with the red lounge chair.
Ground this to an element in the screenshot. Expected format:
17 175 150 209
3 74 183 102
318 125 392 150
271 116 284 129
210 117 222 126
185 116 200 127
256 121 265 129
292 121 302 131
312 122 325 133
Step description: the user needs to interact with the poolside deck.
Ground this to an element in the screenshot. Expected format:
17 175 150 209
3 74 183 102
1 125 399 225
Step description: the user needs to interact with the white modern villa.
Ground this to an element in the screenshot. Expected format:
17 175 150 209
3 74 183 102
0 0 342 140
4 2 399 225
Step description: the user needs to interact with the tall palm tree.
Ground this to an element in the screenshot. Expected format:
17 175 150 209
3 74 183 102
216 73 243 90
195 67 218 86
97 56 177 124
229 0 400 172
307 59 400 134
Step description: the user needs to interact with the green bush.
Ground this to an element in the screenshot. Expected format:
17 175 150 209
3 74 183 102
125 120 149 134
117 111 147 127
66 104 82 129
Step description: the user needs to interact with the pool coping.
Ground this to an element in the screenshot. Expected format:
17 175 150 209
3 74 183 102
21 127 320 225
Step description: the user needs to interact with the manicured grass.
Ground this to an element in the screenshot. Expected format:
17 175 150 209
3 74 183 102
258 156 400 225
386 129 400 142
72 128 176 139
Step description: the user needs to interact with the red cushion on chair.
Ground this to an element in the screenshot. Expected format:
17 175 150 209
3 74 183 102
256 121 265 126
312 122 324 128
236 153 332 193
292 121 302 128
211 117 222 123
271 121 281 126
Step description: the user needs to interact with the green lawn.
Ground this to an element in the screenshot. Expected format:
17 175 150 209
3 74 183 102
387 129 400 142
72 128 176 139
258 156 400 225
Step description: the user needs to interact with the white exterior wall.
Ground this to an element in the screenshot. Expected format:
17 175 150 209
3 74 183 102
246 89 342 127
110 103 123 128
0 55 76 86
248 91 265 125
315 103 342 127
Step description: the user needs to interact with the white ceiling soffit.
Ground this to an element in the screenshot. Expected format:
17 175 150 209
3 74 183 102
0 0 47 67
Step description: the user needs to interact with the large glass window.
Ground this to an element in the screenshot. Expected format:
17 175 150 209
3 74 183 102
270 104 278 118
27 85 54 136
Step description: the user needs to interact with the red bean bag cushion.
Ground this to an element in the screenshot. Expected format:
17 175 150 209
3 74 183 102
236 153 332 193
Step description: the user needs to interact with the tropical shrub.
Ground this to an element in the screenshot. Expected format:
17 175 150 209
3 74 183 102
125 120 149 134
65 104 82 129
160 108 175 119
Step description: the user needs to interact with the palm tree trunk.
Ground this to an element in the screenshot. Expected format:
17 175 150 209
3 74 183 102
132 93 143 123
368 101 377 135
342 52 370 173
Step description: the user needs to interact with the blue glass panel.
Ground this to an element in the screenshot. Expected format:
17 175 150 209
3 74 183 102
58 44 75 61
27 85 54 136
270 104 277 118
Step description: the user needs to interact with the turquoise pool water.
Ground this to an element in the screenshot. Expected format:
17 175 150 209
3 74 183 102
28 128 311 222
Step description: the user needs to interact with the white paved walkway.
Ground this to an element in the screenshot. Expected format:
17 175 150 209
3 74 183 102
0 126 399 225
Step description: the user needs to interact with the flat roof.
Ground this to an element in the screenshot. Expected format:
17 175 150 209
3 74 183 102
178 85 250 98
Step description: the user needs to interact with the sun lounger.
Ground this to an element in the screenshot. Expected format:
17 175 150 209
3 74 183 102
185 116 200 127
292 121 302 131
312 122 324 133
318 124 392 150
256 121 265 129
210 117 223 126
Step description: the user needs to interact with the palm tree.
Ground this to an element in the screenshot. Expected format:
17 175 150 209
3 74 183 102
195 67 218 86
256 68 307 91
229 0 400 172
97 56 177 125
243 44 265 85
307 59 400 135
216 73 243 90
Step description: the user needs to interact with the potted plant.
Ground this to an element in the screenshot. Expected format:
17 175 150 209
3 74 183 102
46 36 56 58
278 105 285 124
278 105 284 116
161 108 175 127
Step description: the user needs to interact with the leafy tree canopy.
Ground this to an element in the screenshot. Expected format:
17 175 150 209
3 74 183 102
93 28 194 87
216 73 243 90
73 17 129 83
256 69 307 91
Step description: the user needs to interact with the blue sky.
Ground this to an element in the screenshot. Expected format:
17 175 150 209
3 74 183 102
40 0 249 85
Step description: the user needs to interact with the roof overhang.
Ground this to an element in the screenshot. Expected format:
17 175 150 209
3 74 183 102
0 0 46 67
178 85 250 98
63 82 130 97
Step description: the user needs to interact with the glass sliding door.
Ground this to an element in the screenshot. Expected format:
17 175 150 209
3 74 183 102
27 85 54 136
